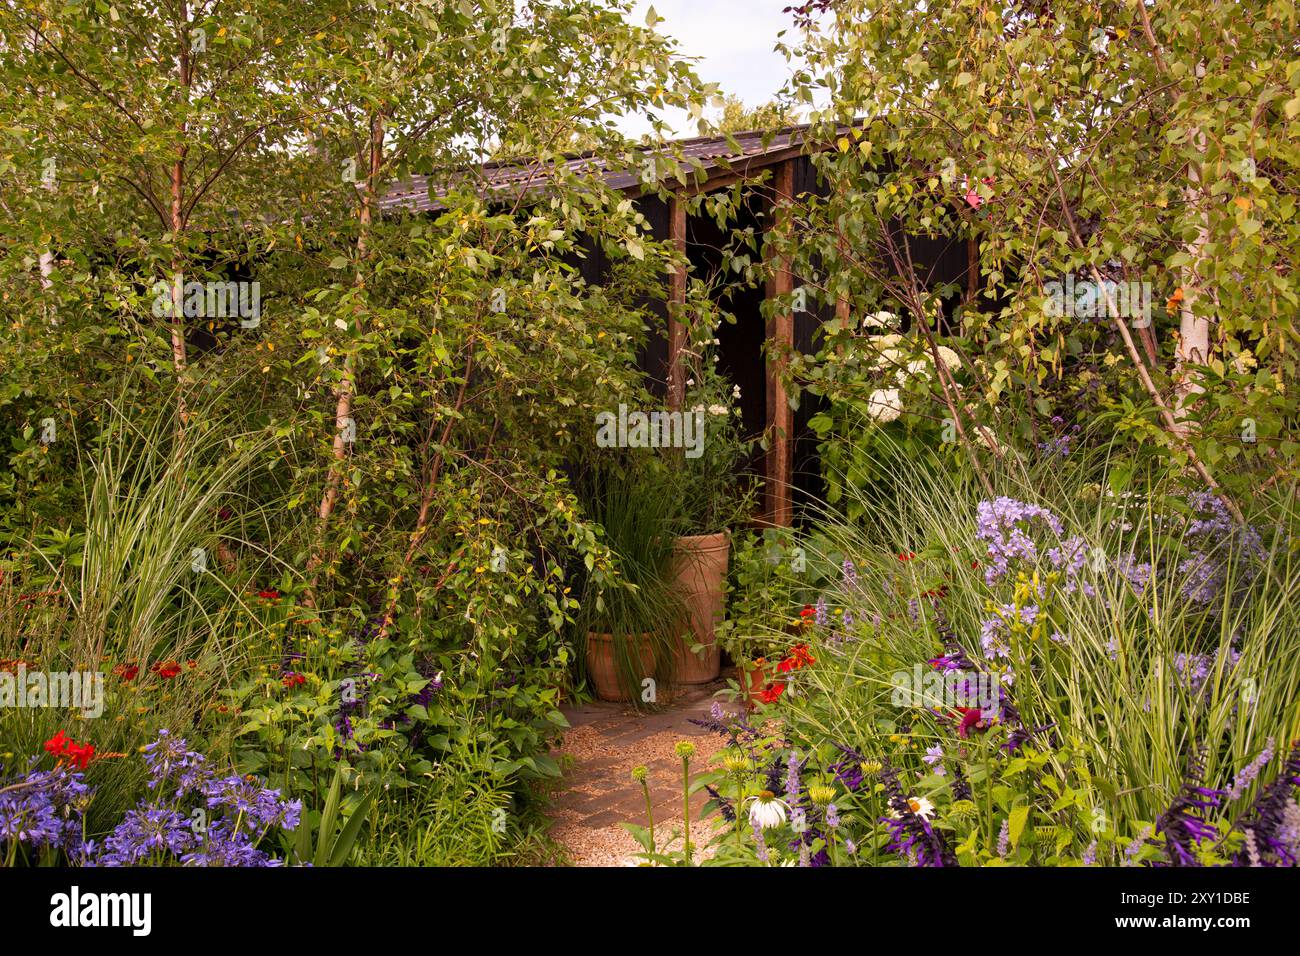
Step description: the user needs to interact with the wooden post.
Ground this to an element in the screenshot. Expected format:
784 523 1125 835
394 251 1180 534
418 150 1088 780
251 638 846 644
764 160 795 527
835 232 850 324
667 193 688 411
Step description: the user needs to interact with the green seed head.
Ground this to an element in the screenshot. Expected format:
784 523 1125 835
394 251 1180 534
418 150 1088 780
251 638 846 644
808 784 836 806
721 751 752 775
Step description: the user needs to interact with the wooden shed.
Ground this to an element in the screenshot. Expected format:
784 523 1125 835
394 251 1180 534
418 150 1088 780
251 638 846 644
381 124 975 525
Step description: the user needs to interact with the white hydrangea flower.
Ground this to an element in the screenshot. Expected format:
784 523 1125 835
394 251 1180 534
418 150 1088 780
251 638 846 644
707 404 728 416
867 388 903 423
899 359 931 384
861 309 899 330
873 347 905 370
975 425 1005 456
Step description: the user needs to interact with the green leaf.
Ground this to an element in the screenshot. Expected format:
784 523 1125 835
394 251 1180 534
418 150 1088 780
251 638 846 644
1008 805 1031 850
329 789 376 867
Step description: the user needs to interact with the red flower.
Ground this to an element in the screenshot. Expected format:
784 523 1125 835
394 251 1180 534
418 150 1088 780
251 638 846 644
897 552 916 562
799 605 816 619
44 730 70 758
281 672 306 689
257 589 281 600
113 663 139 682
758 682 786 704
956 707 993 738
65 741 95 770
44 731 94 769
152 661 182 679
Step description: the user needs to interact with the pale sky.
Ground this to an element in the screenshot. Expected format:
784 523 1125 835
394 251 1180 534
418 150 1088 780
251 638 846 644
621 0 805 138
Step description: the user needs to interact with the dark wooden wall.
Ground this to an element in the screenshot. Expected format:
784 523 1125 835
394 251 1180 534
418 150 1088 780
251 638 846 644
605 155 974 522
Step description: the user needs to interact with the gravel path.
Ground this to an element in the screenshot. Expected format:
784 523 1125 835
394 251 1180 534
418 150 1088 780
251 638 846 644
547 678 740 866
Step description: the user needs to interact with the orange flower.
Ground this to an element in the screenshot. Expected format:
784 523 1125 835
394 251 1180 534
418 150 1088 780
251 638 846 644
778 643 816 673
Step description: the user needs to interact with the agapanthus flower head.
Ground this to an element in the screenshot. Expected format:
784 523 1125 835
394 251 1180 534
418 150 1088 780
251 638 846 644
96 806 197 865
202 774 302 833
142 729 208 794
0 765 91 854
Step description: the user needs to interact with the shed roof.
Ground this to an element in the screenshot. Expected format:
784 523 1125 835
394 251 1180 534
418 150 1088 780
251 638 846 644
377 122 831 216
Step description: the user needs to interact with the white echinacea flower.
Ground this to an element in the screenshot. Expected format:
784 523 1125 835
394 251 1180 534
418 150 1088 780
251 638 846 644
747 791 790 829
888 796 936 820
